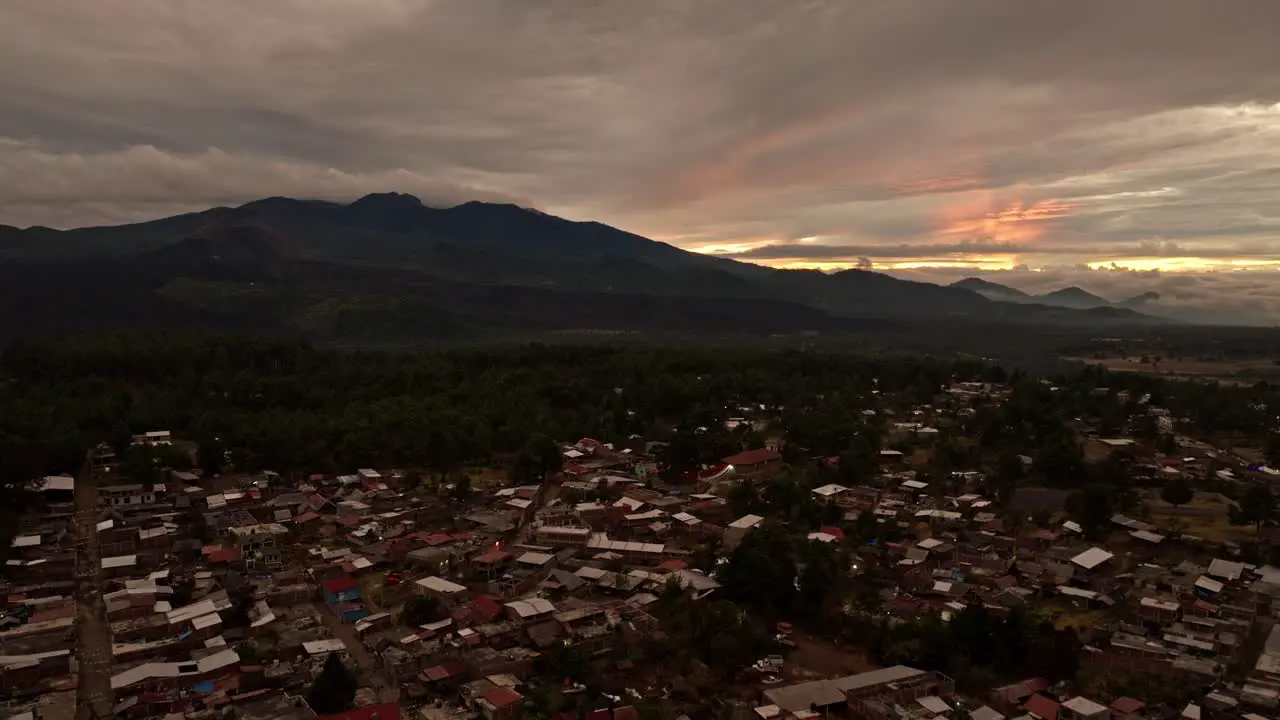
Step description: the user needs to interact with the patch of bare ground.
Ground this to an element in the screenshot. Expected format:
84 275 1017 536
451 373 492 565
785 631 878 680
1064 356 1280 385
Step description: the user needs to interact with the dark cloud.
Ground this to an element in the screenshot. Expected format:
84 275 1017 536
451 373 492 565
2 1 1280 315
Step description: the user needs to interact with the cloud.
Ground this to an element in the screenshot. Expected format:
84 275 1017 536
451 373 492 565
3 1 1280 314
886 265 1280 326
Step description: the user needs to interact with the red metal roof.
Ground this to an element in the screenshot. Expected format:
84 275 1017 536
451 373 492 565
483 686 523 709
208 548 242 564
1023 694 1060 720
323 576 359 594
1111 698 1145 715
469 594 503 622
721 448 780 466
473 550 510 565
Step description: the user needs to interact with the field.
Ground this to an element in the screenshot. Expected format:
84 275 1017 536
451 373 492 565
785 631 879 680
1033 601 1108 631
1064 356 1280 385
1143 492 1258 543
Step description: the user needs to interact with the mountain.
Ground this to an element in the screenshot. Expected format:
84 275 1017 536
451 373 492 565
953 278 1131 310
1118 291 1160 309
1040 286 1111 310
950 277 1030 302
0 195 1161 343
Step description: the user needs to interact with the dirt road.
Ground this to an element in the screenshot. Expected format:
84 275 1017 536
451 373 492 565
312 601 399 702
74 458 115 720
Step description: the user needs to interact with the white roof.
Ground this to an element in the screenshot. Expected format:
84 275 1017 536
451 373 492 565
101 554 137 569
1070 547 1114 570
1195 576 1225 594
807 532 839 543
672 512 702 525
111 648 239 689
516 552 555 566
586 534 666 554
1208 558 1245 581
918 697 952 715
1130 530 1165 544
1062 698 1109 717
812 484 849 497
614 496 645 511
1140 597 1179 612
9 535 40 548
302 638 347 655
415 576 466 594
504 597 556 618
901 479 929 490
917 538 945 550
40 475 75 492
729 514 765 529
191 613 222 630
563 449 585 458
505 498 533 509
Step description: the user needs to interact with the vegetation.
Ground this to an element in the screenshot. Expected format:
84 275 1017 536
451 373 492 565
306 653 358 714
401 596 446 627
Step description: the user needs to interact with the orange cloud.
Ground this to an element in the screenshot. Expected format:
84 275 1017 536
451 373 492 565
937 196 1076 245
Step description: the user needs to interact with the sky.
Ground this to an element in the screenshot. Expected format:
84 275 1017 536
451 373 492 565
4 2 1280 318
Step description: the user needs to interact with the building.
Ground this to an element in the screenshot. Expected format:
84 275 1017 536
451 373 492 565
724 514 764 551
228 523 289 570
722 449 783 479
763 666 948 715
322 576 368 623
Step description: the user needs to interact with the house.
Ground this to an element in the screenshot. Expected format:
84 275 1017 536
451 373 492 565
1061 696 1110 720
724 514 764 551
722 449 783 478
99 484 159 508
477 685 524 720
227 523 289 570
322 576 368 623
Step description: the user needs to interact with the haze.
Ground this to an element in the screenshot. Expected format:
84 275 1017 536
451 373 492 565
4 1 1280 317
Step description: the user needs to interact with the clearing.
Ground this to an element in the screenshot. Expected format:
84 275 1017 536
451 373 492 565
785 631 878 680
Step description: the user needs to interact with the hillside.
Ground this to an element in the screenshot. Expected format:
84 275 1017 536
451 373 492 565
0 196 1161 343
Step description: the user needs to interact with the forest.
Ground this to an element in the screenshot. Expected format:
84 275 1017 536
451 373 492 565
1 331 1278 521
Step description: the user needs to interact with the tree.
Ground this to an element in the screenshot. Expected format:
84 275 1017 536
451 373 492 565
797 541 845 621
717 524 796 616
451 474 471 500
1066 484 1115 540
306 653 357 714
1160 477 1194 510
402 596 445 627
1231 483 1276 532
1266 431 1280 468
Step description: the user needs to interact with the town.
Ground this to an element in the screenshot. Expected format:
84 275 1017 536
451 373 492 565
3 339 1280 720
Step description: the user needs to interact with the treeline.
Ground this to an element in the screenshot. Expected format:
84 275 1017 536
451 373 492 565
0 331 1001 482
1 331 1277 492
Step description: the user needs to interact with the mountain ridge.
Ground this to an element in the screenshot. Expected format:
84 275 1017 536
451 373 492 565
0 195 1163 343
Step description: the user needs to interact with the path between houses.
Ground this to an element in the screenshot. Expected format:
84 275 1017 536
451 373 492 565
312 600 400 702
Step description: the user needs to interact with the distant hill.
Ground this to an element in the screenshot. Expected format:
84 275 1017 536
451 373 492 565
1040 286 1111 310
951 277 1031 302
0 195 1161 343
953 278 1113 310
